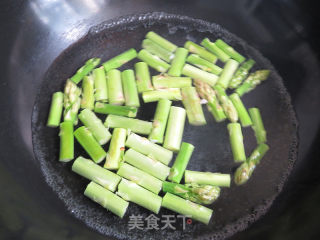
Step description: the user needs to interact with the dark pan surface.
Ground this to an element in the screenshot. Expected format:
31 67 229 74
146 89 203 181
31 13 298 240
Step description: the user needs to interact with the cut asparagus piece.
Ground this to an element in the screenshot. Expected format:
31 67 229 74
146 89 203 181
134 62 153 93
47 92 63 127
146 31 177 52
184 170 231 187
104 115 152 135
102 48 137 72
104 128 127 170
215 39 245 63
162 192 213 225
181 87 206 126
78 109 111 145
184 41 217 63
152 75 192 89
194 79 226 122
229 93 252 127
124 149 170 181
213 85 238 122
107 69 125 105
142 39 174 62
142 88 182 103
249 108 267 144
94 102 137 118
71 58 100 84
162 181 220 205
186 54 223 75
168 142 194 183
201 38 230 63
74 126 107 163
168 47 188 77
126 132 173 165
163 106 186 152
121 69 140 107
84 181 129 218
182 64 218 87
137 49 170 73
93 67 108 102
63 80 81 125
59 121 74 162
228 123 246 162
229 59 256 89
117 163 162 194
72 156 121 191
81 76 95 110
217 59 239 89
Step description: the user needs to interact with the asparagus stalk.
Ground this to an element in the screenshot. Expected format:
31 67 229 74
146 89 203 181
142 88 182 103
124 149 170 181
194 79 226 122
184 41 217 63
81 76 95 110
59 121 74 162
78 109 111 145
213 85 238 122
235 70 270 97
71 58 100 84
117 163 162 194
102 48 137 72
148 99 172 144
168 142 194 183
228 59 256 89
201 38 230 63
126 132 173 165
137 49 170 73
168 47 188 77
234 143 269 185
249 108 267 144
142 39 174 62
182 64 218 87
94 102 137 118
217 59 239 89
184 170 231 187
162 181 220 205
47 92 63 127
229 93 252 127
104 128 127 170
152 75 192 89
74 126 107 163
63 80 81 124
121 69 140 107
163 106 186 152
186 54 223 75
134 62 153 93
93 67 108 102
227 123 246 162
104 115 152 135
162 193 213 225
146 31 177 52
215 39 245 63
84 181 129 218
117 178 162 214
107 69 125 105
72 156 121 191
181 87 206 126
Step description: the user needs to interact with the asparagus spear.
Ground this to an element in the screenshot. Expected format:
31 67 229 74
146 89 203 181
201 38 230 63
117 163 162 194
107 69 125 105
134 62 153 93
163 106 186 152
229 93 252 127
162 181 220 205
81 76 95 110
234 143 269 185
72 156 121 191
121 69 140 107
235 70 270 96
104 128 127 170
124 149 170 181
184 41 217 63
215 39 245 63
102 48 137 72
168 142 194 183
186 54 223 75
63 80 81 125
228 123 246 162
70 58 100 84
194 79 226 122
152 75 192 89
117 178 162 214
137 49 170 73
249 108 267 144
146 31 177 52
217 59 239 89
142 88 182 103
85 181 129 218
182 64 218 87
126 132 173 165
78 109 111 145
74 126 107 163
59 121 74 162
93 67 108 102
148 99 172 144
142 39 174 62
213 85 238 122
94 102 137 118
168 47 188 77
184 170 231 187
104 115 152 135
229 59 256 89
162 193 213 225
47 92 63 127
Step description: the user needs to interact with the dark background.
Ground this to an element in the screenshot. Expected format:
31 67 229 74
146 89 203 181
0 0 319 239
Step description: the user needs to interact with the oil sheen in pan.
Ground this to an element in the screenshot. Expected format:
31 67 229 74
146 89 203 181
31 12 298 240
